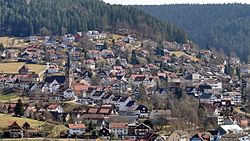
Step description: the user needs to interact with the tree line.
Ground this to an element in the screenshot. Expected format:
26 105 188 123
0 0 187 43
136 4 250 62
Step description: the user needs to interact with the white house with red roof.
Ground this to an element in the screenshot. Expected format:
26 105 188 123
109 122 128 138
86 50 100 59
46 104 63 113
84 59 96 69
68 123 87 136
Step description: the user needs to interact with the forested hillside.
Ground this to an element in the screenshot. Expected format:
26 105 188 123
0 0 187 43
137 4 250 61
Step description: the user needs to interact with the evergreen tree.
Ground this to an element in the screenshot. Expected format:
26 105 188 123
137 4 250 61
236 66 241 79
88 120 94 132
224 63 234 76
175 88 184 99
0 43 4 51
14 99 24 117
0 0 187 43
103 41 108 50
131 50 139 65
115 59 122 66
156 44 164 56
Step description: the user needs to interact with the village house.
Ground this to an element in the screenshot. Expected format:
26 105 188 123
168 130 189 141
8 121 24 138
85 50 100 59
84 59 96 69
63 34 75 42
46 104 63 113
109 122 128 139
222 92 242 106
199 92 217 105
217 124 243 135
47 63 59 74
135 105 149 118
68 123 87 136
98 127 111 139
63 89 75 100
140 132 165 141
190 132 213 141
134 123 153 138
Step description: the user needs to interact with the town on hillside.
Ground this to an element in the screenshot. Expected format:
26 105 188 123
0 30 250 140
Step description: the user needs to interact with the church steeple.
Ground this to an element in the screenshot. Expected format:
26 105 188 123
66 50 74 89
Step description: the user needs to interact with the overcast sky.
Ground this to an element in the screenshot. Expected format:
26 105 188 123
103 0 250 5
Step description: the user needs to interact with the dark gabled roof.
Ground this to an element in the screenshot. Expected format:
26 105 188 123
198 83 212 91
102 93 113 99
44 76 66 84
106 115 137 123
115 74 124 80
135 123 151 130
29 83 36 89
112 96 121 102
98 127 110 136
136 105 148 111
118 111 137 117
200 93 213 99
126 101 136 107
134 76 146 81
22 122 31 129
209 130 219 136
119 96 128 102
155 88 167 94
93 91 105 97
142 132 159 141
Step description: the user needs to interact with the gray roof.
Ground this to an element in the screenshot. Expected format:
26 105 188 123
199 93 213 99
105 115 137 123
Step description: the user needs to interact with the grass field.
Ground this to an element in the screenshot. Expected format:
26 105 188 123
0 62 25 74
0 93 29 103
170 51 199 62
0 62 47 74
26 64 48 74
0 114 48 130
0 37 28 48
0 93 20 102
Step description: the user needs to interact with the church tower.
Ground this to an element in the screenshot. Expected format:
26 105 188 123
66 50 74 89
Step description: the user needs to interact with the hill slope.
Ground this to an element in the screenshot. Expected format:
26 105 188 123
137 4 250 61
0 0 187 43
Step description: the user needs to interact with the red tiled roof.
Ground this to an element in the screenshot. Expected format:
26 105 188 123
109 122 128 129
84 59 95 64
47 104 59 110
8 121 23 130
113 66 123 70
87 50 100 54
88 108 99 114
130 74 145 80
68 124 86 129
82 114 104 119
72 83 89 91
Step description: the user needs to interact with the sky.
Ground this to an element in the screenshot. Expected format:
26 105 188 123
103 0 250 5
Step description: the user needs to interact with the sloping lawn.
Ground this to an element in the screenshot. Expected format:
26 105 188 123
0 114 47 130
